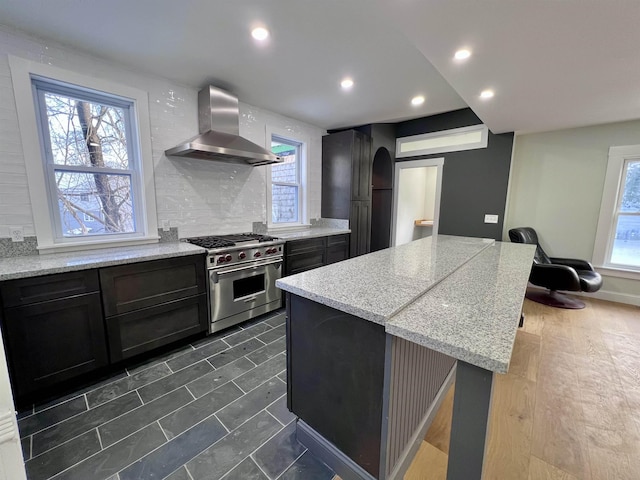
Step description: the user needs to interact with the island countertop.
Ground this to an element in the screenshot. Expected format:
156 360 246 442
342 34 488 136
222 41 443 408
0 242 206 281
276 235 496 325
276 235 535 373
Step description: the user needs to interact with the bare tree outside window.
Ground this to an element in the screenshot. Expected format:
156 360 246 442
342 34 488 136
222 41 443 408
37 86 137 237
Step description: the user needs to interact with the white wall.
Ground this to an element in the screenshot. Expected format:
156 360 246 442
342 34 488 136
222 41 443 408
505 119 640 304
0 24 324 240
395 166 438 246
423 167 438 220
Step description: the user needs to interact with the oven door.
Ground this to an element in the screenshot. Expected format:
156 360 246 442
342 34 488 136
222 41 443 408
209 258 282 323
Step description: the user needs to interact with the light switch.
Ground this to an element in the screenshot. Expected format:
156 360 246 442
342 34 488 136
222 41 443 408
484 214 499 224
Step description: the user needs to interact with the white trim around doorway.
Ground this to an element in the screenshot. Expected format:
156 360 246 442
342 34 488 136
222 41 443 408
391 158 444 247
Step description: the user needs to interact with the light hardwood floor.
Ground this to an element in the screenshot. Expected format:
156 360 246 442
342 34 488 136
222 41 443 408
405 296 640 480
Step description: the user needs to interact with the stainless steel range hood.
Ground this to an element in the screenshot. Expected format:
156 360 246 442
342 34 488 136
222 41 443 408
164 86 282 166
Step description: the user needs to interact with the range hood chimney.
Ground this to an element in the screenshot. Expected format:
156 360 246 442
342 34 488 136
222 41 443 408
164 86 282 166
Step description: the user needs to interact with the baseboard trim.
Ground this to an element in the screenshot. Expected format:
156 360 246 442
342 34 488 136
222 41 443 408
296 420 377 480
527 285 640 307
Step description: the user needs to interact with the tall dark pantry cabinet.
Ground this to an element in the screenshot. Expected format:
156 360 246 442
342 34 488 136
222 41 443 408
321 130 372 257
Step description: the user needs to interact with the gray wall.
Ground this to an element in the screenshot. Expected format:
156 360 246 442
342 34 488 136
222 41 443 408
396 109 514 240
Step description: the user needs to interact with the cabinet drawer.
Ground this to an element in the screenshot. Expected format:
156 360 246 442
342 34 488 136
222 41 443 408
327 234 349 247
100 255 206 316
106 294 208 362
286 251 326 276
286 237 326 255
326 244 349 265
3 293 107 397
1 270 99 308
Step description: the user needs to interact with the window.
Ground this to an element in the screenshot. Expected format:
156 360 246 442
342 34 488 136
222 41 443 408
396 124 488 158
9 56 158 251
267 134 305 225
593 145 640 274
33 79 142 239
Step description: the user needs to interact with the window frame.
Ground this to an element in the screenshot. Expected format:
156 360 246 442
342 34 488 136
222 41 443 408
265 126 308 228
396 124 488 158
593 144 640 278
9 55 158 252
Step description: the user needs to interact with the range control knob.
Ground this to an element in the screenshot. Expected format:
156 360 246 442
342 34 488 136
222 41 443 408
225 254 232 262
217 256 224 264
238 252 246 259
254 251 262 258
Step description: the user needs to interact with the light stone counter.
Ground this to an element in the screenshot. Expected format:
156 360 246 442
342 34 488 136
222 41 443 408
386 242 536 373
277 235 495 325
0 242 206 281
268 227 351 241
276 235 535 373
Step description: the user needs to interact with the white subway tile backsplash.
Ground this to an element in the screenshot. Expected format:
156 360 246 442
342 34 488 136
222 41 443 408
0 25 325 240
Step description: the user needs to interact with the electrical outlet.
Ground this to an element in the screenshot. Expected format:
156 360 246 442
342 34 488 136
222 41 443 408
484 214 499 224
10 226 24 242
162 220 170 232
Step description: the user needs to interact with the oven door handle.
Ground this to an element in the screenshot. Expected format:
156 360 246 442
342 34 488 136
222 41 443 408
210 259 283 282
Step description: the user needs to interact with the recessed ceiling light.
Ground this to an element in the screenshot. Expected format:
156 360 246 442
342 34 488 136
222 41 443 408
411 95 425 106
251 27 269 41
341 78 354 89
454 49 471 60
480 89 495 99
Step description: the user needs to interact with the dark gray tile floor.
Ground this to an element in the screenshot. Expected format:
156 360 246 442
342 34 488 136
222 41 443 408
17 310 335 480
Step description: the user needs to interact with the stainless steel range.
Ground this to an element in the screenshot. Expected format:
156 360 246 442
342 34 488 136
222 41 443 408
183 233 285 333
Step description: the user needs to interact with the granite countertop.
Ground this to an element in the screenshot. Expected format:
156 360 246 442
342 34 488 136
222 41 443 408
268 227 351 241
386 242 536 373
276 235 495 324
276 235 535 373
0 242 206 281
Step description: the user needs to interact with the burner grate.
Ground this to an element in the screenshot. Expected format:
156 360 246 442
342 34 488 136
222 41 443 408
182 233 280 249
184 237 234 249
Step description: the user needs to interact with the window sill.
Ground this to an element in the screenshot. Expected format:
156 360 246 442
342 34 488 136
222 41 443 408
37 236 160 255
595 265 640 281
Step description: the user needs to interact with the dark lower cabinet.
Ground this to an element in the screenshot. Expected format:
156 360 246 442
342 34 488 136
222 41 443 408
326 234 350 265
0 253 209 404
284 234 350 276
101 255 208 361
107 294 208 362
100 255 206 317
2 292 107 398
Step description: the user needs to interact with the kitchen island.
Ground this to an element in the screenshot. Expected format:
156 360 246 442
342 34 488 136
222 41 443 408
276 235 535 480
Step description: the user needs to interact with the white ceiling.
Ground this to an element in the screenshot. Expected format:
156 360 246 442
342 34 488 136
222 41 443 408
1 0 639 134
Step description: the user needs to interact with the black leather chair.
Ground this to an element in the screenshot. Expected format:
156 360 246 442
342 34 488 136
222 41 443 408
508 227 603 309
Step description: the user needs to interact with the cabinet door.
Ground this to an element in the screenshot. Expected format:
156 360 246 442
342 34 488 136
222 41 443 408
350 201 371 257
3 293 107 397
321 131 354 220
107 294 208 362
285 251 326 276
351 131 372 202
100 255 206 317
326 234 350 265
284 238 326 276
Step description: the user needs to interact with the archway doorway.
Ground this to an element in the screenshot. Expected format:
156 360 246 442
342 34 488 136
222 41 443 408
370 147 393 252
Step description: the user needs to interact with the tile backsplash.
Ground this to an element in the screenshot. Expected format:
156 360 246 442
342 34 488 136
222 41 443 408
0 24 324 247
